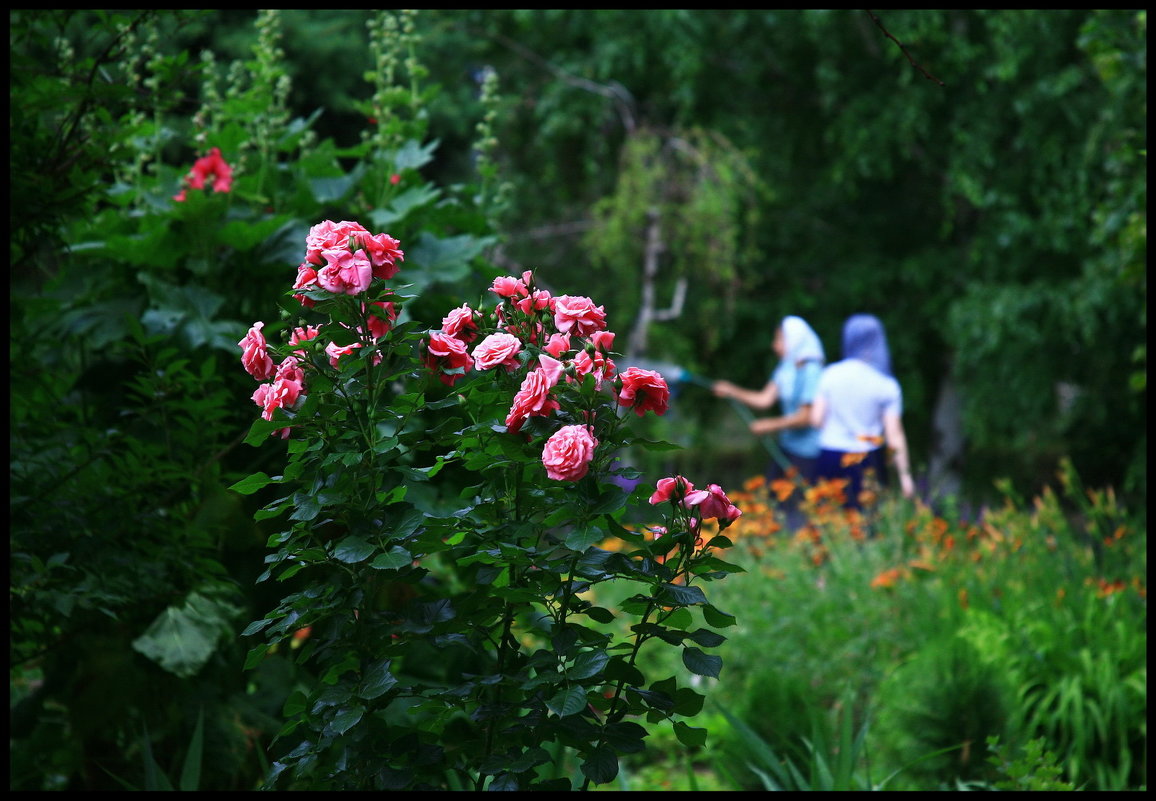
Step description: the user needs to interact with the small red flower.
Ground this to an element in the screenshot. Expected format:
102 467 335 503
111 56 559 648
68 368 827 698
174 147 233 201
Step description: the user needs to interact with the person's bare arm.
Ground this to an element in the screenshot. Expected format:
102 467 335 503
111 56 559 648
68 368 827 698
713 379 778 410
750 403 812 435
883 411 915 499
810 395 827 429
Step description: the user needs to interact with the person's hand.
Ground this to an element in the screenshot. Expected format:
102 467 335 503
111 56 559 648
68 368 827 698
750 418 779 436
712 380 735 399
899 472 915 499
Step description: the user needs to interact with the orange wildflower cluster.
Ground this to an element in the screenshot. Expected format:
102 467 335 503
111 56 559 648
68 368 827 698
618 466 1145 610
1089 576 1128 598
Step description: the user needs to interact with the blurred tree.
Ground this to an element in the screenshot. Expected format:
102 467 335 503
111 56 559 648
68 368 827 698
419 8 1146 502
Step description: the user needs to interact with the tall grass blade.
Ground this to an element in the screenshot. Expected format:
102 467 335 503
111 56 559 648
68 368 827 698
178 707 205 791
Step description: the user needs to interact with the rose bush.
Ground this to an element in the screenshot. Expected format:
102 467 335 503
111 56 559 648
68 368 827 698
234 228 745 790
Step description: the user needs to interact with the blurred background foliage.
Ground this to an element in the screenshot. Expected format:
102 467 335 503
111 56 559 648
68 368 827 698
9 8 1146 791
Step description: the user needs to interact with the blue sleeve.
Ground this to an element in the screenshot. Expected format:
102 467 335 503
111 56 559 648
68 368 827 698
798 361 823 405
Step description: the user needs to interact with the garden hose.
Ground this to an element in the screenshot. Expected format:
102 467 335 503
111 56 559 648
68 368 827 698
652 363 795 473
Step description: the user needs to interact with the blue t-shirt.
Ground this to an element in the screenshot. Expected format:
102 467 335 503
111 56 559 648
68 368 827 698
771 359 823 458
814 358 903 452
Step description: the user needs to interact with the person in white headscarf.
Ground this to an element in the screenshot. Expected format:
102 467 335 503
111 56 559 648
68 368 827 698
811 313 915 509
713 315 826 484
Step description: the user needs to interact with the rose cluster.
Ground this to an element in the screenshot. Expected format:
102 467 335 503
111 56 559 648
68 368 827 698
239 220 404 435
424 270 671 483
648 474 743 548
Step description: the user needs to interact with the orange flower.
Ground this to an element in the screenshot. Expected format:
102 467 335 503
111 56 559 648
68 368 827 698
806 478 848 506
870 567 903 589
771 478 796 502
841 451 868 467
743 474 767 492
908 559 935 573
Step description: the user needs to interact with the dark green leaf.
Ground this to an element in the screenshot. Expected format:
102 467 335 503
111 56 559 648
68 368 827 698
673 721 708 748
569 649 609 680
682 647 723 679
660 583 708 606
579 745 619 785
369 546 411 570
333 536 374 564
327 703 364 736
360 659 398 700
702 604 737 628
545 686 588 718
228 471 277 495
685 628 727 648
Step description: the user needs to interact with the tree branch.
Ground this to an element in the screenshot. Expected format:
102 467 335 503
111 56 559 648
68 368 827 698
865 9 945 86
484 29 637 133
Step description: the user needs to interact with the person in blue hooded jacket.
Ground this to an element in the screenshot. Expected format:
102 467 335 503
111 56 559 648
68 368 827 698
712 315 826 484
810 314 915 509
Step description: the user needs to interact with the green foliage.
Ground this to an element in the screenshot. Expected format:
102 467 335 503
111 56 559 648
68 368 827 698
683 462 1146 791
985 735 1077 791
872 634 1012 786
584 126 762 360
9 8 506 790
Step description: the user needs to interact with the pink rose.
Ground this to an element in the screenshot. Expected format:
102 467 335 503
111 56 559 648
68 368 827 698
441 304 479 344
573 349 616 390
541 424 598 482
274 355 305 384
489 275 528 299
553 295 607 338
239 322 276 381
316 247 373 295
364 300 397 340
649 476 695 505
288 325 321 355
544 333 571 358
252 374 304 422
354 231 404 280
684 484 743 527
616 366 670 417
590 330 616 353
472 332 522 372
514 289 553 315
424 331 472 386
292 263 319 307
325 340 362 369
304 220 369 266
536 353 565 386
505 363 562 433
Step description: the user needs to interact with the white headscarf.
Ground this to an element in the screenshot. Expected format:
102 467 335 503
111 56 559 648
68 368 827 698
780 315 825 367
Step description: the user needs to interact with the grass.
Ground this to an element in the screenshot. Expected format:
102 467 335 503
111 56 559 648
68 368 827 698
596 460 1147 790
